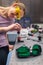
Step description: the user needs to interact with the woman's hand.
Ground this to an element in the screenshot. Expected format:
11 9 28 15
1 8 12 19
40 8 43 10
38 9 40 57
13 23 22 31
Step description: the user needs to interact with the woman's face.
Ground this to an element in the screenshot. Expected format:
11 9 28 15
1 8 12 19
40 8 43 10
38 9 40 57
8 7 17 19
8 7 24 19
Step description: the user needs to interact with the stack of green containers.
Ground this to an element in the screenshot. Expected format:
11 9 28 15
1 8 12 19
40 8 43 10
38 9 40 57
16 44 42 58
32 44 42 56
16 46 30 58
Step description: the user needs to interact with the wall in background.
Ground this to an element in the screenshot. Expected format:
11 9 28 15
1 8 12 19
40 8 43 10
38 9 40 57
0 0 43 23
0 0 2 5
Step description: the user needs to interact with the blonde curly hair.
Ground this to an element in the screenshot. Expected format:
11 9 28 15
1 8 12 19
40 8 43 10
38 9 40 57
11 2 26 15
0 2 26 17
12 2 25 10
0 6 10 17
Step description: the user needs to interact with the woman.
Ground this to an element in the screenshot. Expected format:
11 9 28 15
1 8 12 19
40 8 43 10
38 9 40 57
0 5 22 65
12 2 31 28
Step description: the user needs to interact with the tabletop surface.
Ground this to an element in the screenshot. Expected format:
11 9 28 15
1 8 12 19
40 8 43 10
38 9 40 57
7 32 43 65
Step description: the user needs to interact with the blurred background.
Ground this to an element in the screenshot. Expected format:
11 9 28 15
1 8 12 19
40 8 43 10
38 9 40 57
0 0 43 23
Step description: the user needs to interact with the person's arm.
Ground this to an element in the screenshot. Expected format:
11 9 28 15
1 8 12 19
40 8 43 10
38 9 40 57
0 23 22 32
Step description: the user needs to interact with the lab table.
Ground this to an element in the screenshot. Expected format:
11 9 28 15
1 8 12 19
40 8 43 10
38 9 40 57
6 32 43 65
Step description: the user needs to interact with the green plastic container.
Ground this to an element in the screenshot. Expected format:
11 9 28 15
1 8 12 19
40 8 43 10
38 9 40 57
32 44 42 56
16 46 30 58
